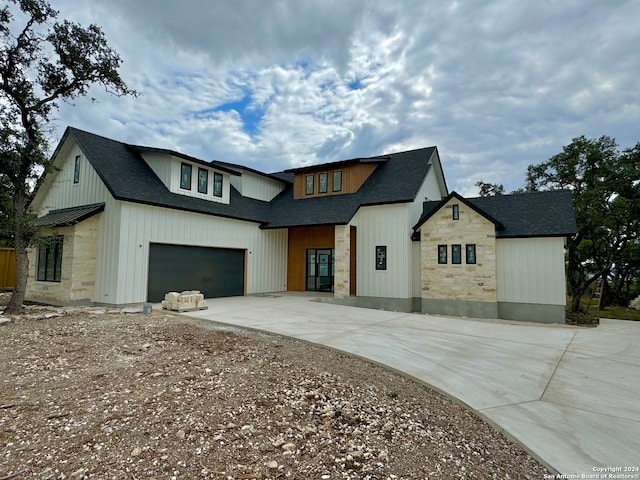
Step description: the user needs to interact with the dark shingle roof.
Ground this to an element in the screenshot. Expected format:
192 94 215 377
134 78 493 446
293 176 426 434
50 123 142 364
264 147 437 229
414 190 577 238
50 128 438 229
67 128 272 224
33 203 105 227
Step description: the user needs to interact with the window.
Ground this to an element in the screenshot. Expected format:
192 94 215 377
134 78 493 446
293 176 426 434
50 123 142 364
305 174 314 195
73 155 81 184
213 172 223 197
438 245 447 264
466 244 477 264
452 244 462 264
452 204 459 220
180 163 192 190
376 245 387 270
318 172 328 193
198 168 208 194
37 236 63 282
332 170 342 192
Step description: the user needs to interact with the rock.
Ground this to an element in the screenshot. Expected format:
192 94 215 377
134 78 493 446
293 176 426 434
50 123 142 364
176 429 186 439
0 316 11 326
281 442 296 452
131 446 142 456
267 460 278 469
69 468 86 479
272 438 285 448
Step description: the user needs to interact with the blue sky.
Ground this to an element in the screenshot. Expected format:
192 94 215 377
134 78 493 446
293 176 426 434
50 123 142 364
42 0 640 196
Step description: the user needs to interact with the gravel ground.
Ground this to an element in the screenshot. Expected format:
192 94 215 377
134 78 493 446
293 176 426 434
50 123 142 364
0 299 550 479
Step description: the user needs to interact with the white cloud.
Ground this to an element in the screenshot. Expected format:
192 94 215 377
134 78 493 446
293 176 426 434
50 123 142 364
44 0 640 194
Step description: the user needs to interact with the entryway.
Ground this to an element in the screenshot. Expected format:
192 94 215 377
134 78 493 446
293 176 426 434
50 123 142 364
306 248 334 292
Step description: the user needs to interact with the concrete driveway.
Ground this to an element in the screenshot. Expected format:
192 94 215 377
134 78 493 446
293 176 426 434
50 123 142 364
163 293 640 476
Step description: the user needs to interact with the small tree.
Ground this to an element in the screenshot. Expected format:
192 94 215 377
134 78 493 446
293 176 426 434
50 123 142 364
475 181 504 197
0 0 136 314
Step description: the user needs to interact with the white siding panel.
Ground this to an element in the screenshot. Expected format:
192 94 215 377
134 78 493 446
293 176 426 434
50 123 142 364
140 152 172 186
32 143 111 214
409 162 446 225
497 237 566 305
113 203 287 304
231 171 285 201
350 204 412 299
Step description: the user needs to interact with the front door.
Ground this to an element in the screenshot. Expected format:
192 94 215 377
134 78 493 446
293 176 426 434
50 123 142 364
306 248 334 292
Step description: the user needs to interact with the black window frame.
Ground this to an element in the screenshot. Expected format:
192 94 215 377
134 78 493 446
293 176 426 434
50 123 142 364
73 155 81 184
452 244 462 264
318 172 328 193
438 245 448 264
332 170 342 192
375 245 387 271
213 172 223 197
197 168 208 194
452 204 459 220
37 235 63 282
305 174 314 195
466 244 477 264
180 163 192 190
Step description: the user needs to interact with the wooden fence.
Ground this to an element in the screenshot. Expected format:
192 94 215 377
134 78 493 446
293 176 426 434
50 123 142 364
0 248 16 289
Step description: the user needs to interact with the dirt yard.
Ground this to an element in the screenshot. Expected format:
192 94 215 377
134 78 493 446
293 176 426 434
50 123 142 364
0 300 549 479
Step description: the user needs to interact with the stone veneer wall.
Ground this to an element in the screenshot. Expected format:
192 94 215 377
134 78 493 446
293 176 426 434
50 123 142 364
420 199 497 316
333 225 350 299
26 214 100 304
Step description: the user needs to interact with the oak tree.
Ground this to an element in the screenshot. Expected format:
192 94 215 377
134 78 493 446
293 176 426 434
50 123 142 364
0 0 136 313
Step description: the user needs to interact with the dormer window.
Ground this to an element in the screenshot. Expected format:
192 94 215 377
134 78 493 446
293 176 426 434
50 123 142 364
180 163 192 190
198 168 208 194
213 172 223 197
305 174 314 195
318 173 328 193
332 170 342 192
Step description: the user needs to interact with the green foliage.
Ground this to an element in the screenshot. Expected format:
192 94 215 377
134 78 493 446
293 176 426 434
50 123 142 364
0 0 136 312
475 180 504 197
526 135 640 311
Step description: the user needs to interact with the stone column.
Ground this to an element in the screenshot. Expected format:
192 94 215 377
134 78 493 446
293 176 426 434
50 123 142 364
334 225 350 299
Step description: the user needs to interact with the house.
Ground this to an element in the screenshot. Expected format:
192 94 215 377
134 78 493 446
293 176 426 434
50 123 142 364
26 127 576 323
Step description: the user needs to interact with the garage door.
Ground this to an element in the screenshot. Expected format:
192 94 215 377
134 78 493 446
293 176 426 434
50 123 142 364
147 243 245 302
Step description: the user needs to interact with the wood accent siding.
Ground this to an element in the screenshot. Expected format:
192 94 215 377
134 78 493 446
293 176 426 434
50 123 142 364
287 226 335 291
293 163 379 199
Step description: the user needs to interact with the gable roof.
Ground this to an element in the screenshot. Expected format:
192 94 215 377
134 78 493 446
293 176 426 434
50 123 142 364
66 127 272 224
264 147 438 229
39 128 442 230
33 203 105 227
413 190 577 238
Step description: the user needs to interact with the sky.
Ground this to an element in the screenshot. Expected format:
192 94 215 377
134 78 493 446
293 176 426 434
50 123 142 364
35 0 640 195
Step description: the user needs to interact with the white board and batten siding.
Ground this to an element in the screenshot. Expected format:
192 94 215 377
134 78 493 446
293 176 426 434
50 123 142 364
350 203 413 299
110 202 288 304
230 170 285 202
141 152 231 204
496 237 567 306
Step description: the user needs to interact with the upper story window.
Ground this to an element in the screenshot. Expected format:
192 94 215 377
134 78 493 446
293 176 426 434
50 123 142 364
198 168 208 194
73 155 80 184
180 163 192 190
213 172 223 197
37 235 63 282
305 174 314 195
332 170 342 192
318 172 328 193
452 204 459 220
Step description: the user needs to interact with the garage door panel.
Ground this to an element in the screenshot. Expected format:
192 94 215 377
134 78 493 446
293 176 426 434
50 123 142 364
147 243 245 302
